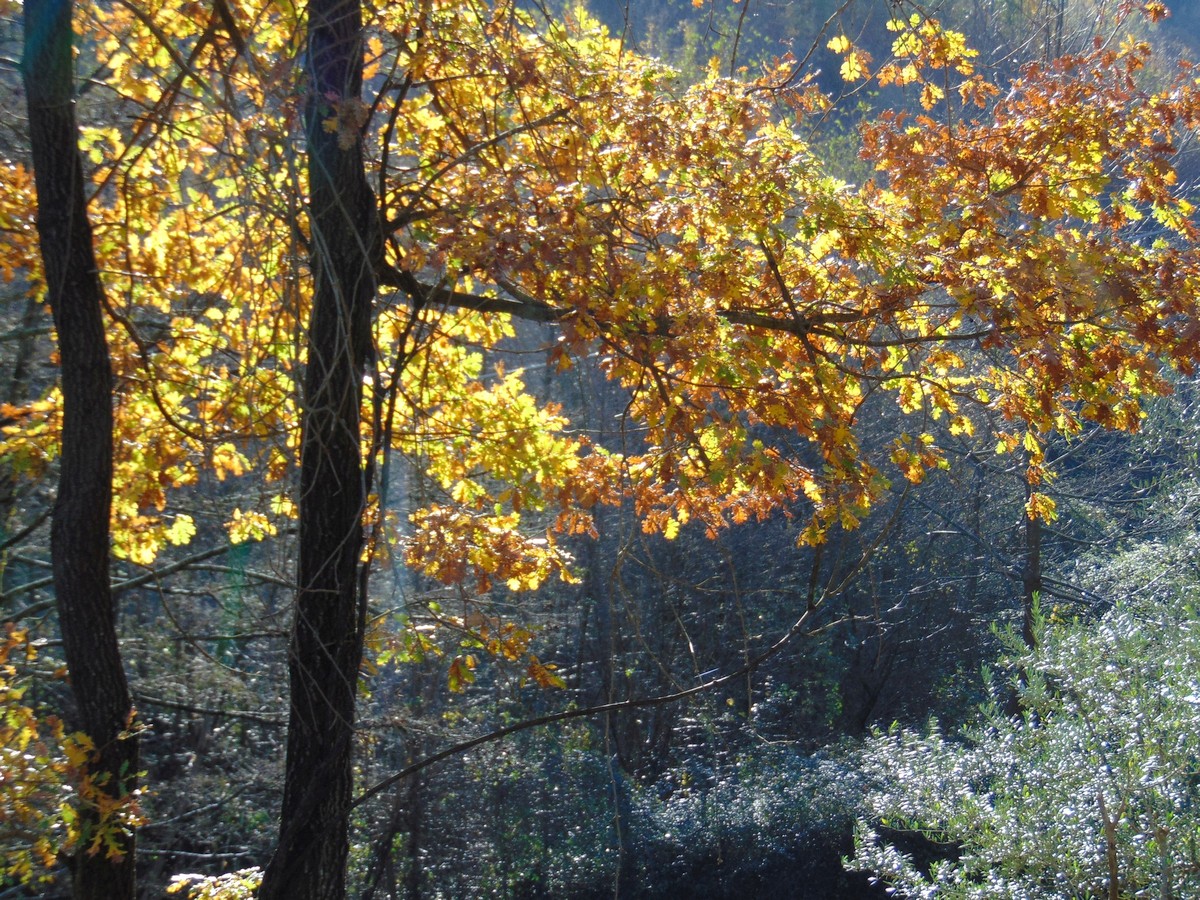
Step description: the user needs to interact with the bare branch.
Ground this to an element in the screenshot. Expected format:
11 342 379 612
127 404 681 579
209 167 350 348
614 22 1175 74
352 602 818 809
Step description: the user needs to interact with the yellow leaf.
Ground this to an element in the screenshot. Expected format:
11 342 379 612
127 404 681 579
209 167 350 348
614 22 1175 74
840 53 866 81
165 514 196 546
227 508 276 544
270 494 297 518
1026 492 1058 522
211 442 247 481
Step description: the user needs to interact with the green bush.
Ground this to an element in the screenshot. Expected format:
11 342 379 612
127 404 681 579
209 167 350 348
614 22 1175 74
849 576 1200 898
625 746 874 898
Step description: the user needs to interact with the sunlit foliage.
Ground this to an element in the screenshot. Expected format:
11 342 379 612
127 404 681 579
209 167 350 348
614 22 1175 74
5 1 1200 574
0 625 141 887
852 584 1200 898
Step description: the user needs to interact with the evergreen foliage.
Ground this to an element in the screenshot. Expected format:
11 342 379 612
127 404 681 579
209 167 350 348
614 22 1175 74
851 528 1200 897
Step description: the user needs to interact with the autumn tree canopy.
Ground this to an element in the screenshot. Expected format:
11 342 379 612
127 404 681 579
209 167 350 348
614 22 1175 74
4 0 1200 895
5 0 1198 582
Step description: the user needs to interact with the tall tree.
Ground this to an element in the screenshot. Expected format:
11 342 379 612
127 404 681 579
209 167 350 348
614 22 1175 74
273 2 1200 895
258 0 379 895
21 0 137 898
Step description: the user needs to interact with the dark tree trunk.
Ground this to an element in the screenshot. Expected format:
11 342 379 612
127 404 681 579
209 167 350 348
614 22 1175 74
1007 481 1044 717
22 2 137 898
258 0 378 895
1021 483 1042 650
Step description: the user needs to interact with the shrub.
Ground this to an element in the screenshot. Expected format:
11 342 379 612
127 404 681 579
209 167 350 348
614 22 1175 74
849 588 1200 898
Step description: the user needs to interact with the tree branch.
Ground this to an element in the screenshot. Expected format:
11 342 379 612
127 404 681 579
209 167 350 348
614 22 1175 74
381 269 568 322
384 272 990 354
134 690 285 727
352 602 818 809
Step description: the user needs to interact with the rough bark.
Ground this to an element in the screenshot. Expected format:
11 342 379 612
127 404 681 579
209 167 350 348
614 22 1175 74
22 1 137 897
1008 479 1044 717
258 0 378 895
1021 501 1042 651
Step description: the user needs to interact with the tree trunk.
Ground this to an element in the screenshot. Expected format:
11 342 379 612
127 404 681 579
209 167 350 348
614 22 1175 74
1007 479 1044 717
1021 482 1042 650
22 2 137 898
258 0 378 895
